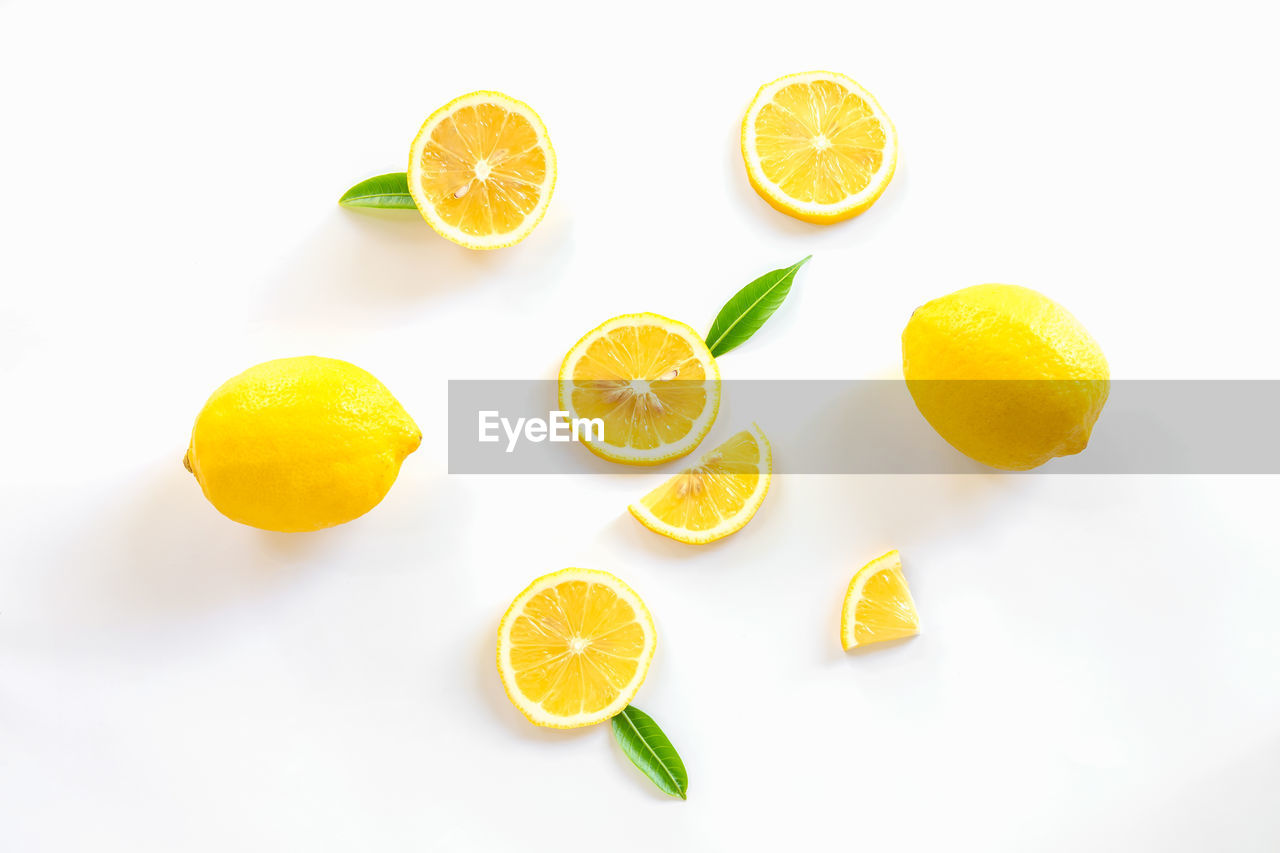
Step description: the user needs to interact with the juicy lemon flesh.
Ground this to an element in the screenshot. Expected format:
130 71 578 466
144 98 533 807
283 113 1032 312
755 80 887 204
852 567 919 646
564 317 717 459
414 102 547 239
508 578 648 720
638 429 763 533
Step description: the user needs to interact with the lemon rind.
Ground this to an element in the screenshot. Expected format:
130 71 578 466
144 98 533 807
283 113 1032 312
496 568 657 729
628 423 772 545
557 313 722 466
741 70 898 224
408 90 557 250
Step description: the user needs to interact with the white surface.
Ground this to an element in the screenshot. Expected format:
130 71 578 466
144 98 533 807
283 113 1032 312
2 0 1278 850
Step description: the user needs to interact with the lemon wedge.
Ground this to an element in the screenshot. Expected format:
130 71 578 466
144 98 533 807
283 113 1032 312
841 550 919 650
629 424 772 544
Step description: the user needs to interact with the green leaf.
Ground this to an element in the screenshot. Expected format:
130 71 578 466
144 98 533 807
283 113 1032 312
338 172 416 209
611 705 688 799
705 255 812 357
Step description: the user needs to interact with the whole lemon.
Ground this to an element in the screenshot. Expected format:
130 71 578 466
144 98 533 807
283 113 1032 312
902 284 1109 471
184 356 421 532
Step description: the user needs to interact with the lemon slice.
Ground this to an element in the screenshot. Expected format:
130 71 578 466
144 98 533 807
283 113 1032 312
741 71 897 224
629 424 772 544
558 313 721 465
840 550 919 650
408 91 556 249
496 569 656 728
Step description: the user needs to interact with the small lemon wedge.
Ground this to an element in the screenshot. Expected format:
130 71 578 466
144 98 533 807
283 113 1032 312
841 550 919 650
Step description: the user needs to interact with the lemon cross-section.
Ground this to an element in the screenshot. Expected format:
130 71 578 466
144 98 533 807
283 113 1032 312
840 550 920 651
558 313 721 465
742 71 897 224
408 91 556 250
629 424 772 544
497 569 657 728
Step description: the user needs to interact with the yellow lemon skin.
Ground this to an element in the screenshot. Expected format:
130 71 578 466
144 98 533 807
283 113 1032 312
184 356 421 532
902 284 1109 471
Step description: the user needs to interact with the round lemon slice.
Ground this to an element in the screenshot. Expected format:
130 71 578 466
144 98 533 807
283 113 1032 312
408 90 556 249
558 313 721 465
840 550 920 651
496 569 656 728
629 424 772 545
741 71 897 224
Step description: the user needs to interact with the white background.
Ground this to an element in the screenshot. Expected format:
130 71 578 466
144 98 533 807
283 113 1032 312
2 0 1278 849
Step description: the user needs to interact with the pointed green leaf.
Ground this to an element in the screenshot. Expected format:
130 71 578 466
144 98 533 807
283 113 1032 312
338 172 416 209
611 705 688 799
705 255 812 357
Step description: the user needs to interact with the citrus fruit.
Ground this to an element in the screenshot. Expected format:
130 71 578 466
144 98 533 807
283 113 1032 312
629 424 772 544
496 568 656 728
407 90 555 250
558 313 721 465
183 356 421 532
741 70 898 224
902 284 1110 471
840 550 919 651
